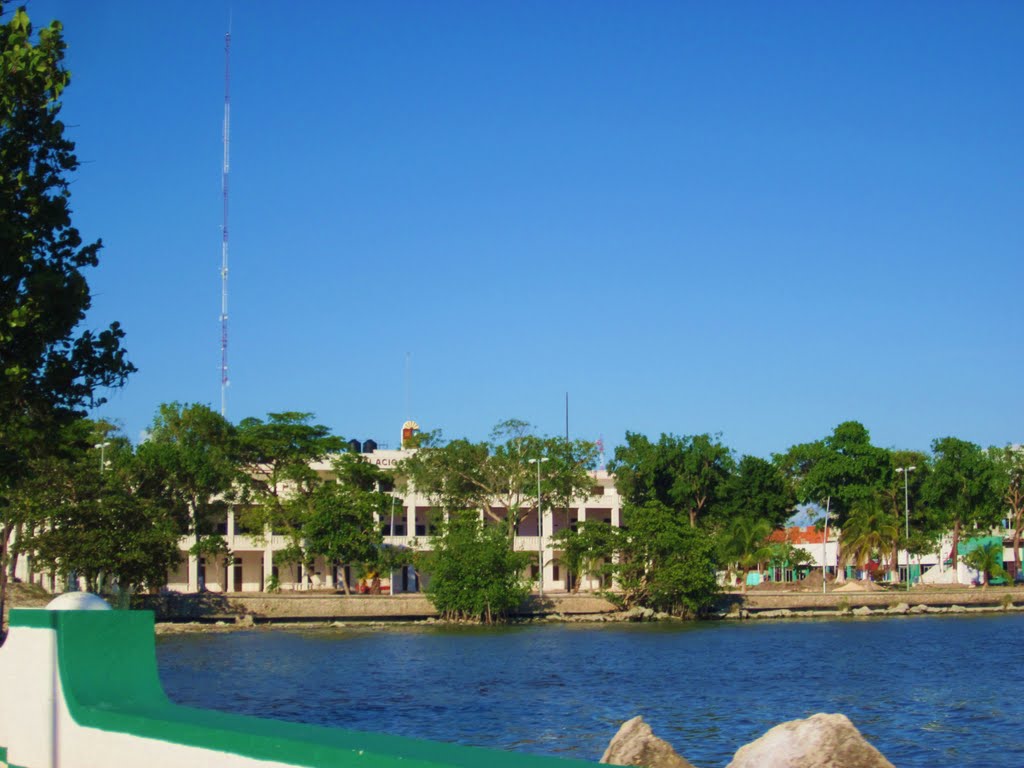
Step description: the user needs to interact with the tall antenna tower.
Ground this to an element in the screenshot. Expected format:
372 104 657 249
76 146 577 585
219 29 231 417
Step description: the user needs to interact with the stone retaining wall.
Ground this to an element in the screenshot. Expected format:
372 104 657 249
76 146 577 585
722 586 1024 614
135 592 620 622
95 587 1024 623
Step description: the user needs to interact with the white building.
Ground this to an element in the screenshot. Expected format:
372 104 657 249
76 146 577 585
158 447 623 595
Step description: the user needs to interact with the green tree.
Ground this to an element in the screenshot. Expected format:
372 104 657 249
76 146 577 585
134 403 238 560
1 3 134 634
839 499 899 579
990 445 1024 578
234 412 344 572
922 437 1000 583
719 515 773 591
17 421 179 601
718 455 795 530
422 511 530 623
550 520 617 593
610 432 734 528
776 421 889 529
399 419 596 536
878 449 931 582
962 540 1005 587
301 454 387 595
766 541 814 579
614 501 720 616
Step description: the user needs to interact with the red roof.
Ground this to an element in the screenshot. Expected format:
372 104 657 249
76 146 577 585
768 526 834 545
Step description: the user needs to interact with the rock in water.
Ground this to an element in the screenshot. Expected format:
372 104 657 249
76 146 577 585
726 713 894 768
600 716 695 768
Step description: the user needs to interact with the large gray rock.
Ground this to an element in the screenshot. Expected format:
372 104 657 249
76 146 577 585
726 713 894 768
600 716 695 768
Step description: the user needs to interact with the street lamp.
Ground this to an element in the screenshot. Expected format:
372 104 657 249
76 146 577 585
528 457 549 598
895 466 917 591
94 441 111 474
822 496 831 594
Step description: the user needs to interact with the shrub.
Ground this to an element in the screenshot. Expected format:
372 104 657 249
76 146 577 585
615 502 720 618
422 512 530 623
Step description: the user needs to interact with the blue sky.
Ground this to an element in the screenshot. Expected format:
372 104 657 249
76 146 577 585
20 1 1023 458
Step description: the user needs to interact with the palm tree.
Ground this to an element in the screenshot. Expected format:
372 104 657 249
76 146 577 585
962 540 1005 587
840 500 899 581
720 516 773 592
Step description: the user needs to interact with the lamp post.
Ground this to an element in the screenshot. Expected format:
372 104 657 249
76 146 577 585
528 457 549 598
895 466 916 591
822 496 831 594
94 441 111 474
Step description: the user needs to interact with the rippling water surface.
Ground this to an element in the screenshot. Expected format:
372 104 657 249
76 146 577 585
157 615 1024 767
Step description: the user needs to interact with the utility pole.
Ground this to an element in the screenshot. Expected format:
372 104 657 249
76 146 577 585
220 30 231 417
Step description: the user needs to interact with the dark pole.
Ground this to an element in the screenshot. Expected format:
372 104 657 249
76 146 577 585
565 392 569 443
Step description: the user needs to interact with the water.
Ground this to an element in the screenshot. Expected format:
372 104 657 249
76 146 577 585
157 615 1024 767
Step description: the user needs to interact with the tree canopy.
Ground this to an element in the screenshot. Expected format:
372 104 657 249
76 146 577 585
399 419 597 533
15 420 179 602
990 445 1024 577
422 510 530 623
614 501 720 617
134 403 238 540
921 437 1000 580
610 432 734 528
775 421 889 527
1 3 133 635
233 412 345 541
301 454 388 594
718 455 795 530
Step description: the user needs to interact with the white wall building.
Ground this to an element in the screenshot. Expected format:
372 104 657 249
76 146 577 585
155 447 623 595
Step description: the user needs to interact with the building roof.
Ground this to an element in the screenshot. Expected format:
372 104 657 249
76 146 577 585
768 525 835 545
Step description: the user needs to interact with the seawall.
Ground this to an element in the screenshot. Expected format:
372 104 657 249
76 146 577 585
718 585 1024 618
73 586 1024 625
134 592 620 623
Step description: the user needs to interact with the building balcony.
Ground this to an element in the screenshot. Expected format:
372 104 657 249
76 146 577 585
383 535 430 551
514 536 541 552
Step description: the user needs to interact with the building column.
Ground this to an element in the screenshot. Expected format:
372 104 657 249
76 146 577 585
609 505 622 590
541 507 555 591
225 509 236 592
406 502 415 538
577 508 588 590
187 551 199 593
262 527 274 592
325 561 335 588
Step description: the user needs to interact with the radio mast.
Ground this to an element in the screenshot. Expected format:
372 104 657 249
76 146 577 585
220 30 231 417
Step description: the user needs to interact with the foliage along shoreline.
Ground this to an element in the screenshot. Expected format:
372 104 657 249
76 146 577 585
132 583 1024 629
147 599 1024 635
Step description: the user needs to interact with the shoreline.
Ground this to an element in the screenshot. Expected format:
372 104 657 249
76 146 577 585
148 585 1024 633
12 582 1024 635
153 601 1024 635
